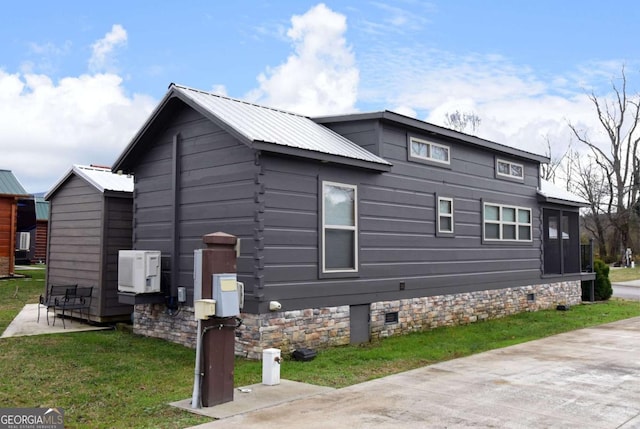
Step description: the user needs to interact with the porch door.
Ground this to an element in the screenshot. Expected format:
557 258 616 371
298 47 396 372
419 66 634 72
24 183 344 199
543 209 561 274
543 209 580 274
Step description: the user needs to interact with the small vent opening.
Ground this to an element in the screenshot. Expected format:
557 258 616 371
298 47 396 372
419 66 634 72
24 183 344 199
385 311 399 324
527 293 535 302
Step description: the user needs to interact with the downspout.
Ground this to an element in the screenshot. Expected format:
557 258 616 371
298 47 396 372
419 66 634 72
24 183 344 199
559 209 565 275
10 198 17 275
170 133 181 298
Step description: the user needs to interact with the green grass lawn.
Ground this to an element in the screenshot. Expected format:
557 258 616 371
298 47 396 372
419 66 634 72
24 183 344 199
2 268 640 428
609 265 640 282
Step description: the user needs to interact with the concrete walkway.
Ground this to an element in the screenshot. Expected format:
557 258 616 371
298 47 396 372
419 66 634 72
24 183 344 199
186 316 640 429
1 304 110 338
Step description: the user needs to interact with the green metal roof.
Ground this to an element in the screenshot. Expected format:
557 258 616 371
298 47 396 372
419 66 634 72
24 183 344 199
35 197 49 221
0 169 28 196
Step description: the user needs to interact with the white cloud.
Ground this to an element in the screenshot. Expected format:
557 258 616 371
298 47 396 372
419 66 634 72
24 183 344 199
0 25 155 193
211 84 228 96
88 24 127 72
244 2 618 170
20 40 73 75
389 105 417 118
247 3 359 116
357 41 629 160
370 1 433 32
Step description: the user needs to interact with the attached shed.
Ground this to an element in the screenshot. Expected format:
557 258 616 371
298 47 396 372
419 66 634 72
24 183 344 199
111 84 593 357
45 165 134 322
0 170 30 277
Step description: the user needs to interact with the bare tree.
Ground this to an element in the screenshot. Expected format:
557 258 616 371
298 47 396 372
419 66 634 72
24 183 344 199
568 66 640 256
568 151 610 258
444 110 481 134
540 134 571 183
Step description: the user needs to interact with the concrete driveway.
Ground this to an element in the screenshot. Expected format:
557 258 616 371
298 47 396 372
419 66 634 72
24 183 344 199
188 316 640 429
613 280 640 301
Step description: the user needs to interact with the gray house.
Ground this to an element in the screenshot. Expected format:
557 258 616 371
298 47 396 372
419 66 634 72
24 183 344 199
45 165 134 323
113 84 591 358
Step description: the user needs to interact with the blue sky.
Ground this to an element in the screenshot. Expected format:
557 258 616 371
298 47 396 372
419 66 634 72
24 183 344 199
2 1 640 192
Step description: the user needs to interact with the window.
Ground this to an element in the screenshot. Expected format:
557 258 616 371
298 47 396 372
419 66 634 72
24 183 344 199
496 159 524 180
322 181 358 273
409 137 450 165
483 203 532 242
437 197 454 234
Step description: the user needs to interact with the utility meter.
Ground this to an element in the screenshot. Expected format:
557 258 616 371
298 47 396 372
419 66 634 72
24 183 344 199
212 273 239 317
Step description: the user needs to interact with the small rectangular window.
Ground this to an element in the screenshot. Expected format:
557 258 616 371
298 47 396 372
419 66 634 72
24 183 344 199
496 159 524 180
437 197 454 234
409 137 450 165
322 181 358 273
483 203 532 242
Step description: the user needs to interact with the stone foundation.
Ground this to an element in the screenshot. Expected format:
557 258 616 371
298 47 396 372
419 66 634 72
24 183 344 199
133 280 581 359
133 304 198 348
0 256 9 277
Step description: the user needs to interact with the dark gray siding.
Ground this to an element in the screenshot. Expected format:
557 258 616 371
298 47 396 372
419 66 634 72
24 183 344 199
132 103 257 305
46 175 102 316
257 120 543 311
101 194 133 318
320 119 381 156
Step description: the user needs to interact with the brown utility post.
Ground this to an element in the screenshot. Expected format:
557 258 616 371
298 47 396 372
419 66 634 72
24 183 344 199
200 232 237 407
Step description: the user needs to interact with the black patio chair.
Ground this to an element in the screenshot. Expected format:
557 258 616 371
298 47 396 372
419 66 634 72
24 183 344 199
54 286 93 328
38 284 77 325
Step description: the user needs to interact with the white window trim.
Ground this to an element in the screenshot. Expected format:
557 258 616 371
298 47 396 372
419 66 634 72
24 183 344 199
409 137 450 165
496 159 524 179
437 197 454 234
483 203 532 242
322 181 358 273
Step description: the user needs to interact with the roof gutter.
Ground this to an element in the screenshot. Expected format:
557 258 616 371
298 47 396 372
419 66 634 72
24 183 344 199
252 140 392 172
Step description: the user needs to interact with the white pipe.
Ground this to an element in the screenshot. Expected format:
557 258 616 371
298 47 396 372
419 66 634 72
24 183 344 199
191 319 202 408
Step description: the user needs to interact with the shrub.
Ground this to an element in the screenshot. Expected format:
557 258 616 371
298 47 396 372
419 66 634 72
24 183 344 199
582 259 612 301
601 254 618 265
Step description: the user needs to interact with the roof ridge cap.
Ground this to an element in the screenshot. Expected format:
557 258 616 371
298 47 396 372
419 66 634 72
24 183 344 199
170 83 309 119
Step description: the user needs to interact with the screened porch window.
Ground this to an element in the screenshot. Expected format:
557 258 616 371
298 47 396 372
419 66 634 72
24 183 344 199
543 209 580 274
322 181 358 273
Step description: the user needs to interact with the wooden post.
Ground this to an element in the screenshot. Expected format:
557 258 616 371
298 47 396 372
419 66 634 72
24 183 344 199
200 232 237 407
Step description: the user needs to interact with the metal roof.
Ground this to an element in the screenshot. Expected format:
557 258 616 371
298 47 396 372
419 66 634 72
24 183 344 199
45 165 133 200
0 169 29 196
537 179 589 207
35 197 49 221
172 84 391 168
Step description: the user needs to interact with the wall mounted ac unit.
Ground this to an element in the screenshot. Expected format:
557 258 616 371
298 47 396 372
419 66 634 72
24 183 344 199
18 232 30 251
118 250 162 294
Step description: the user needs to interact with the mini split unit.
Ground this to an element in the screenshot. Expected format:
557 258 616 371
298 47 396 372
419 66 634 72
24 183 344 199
117 250 161 294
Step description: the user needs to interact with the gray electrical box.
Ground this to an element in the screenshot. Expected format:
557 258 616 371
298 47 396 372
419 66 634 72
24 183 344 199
212 273 239 317
193 249 203 302
177 286 187 303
